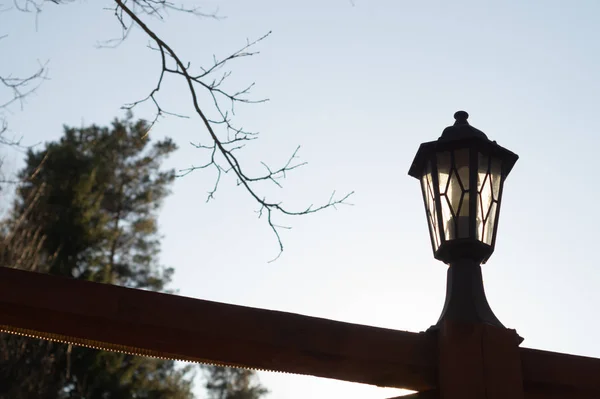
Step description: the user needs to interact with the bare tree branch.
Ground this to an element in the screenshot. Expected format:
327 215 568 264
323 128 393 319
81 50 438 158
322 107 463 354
0 61 47 110
99 0 221 48
5 0 353 259
0 54 47 188
0 153 51 272
114 0 354 260
0 34 47 168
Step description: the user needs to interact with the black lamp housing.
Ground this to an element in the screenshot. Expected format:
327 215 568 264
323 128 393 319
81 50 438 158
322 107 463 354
408 111 518 265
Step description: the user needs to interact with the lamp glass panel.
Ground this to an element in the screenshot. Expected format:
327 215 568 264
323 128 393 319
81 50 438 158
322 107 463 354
491 157 502 200
441 195 454 241
438 149 471 240
422 161 440 250
484 202 497 244
477 152 503 244
437 151 451 193
458 191 470 238
455 149 470 190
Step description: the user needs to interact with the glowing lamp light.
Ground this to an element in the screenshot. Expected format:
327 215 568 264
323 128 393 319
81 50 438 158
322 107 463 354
408 111 518 265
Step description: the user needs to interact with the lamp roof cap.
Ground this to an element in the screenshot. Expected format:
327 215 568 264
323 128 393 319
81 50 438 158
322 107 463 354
440 110 488 141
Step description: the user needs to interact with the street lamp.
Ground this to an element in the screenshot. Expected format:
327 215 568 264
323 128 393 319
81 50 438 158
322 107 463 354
409 111 518 329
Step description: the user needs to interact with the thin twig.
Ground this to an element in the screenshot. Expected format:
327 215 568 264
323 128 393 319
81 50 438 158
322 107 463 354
114 0 354 259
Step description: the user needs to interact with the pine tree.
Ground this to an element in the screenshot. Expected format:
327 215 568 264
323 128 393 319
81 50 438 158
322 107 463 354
12 115 177 288
204 367 268 399
0 115 270 399
0 115 193 398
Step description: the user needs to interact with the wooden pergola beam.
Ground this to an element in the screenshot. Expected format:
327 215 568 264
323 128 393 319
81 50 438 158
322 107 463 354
1 267 599 397
0 267 436 391
521 347 600 399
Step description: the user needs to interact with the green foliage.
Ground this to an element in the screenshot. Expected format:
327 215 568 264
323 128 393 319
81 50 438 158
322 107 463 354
12 115 176 289
204 367 268 399
0 115 194 398
0 115 270 399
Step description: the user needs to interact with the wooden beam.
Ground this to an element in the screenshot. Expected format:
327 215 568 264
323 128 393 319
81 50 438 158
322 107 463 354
438 321 524 399
0 267 437 391
524 392 598 399
521 347 600 399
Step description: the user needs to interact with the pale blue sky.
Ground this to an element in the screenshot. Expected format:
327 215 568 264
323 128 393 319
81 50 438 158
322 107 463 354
2 1 600 398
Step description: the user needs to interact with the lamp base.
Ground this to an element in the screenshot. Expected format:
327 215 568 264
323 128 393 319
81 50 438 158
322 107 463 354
428 259 504 331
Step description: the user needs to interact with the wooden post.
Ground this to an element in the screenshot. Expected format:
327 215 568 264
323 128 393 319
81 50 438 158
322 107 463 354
438 321 524 399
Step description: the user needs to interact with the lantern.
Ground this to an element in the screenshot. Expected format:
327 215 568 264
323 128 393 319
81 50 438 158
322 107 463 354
408 111 518 265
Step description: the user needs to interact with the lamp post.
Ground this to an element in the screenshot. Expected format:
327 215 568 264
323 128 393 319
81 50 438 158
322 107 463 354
409 111 518 329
